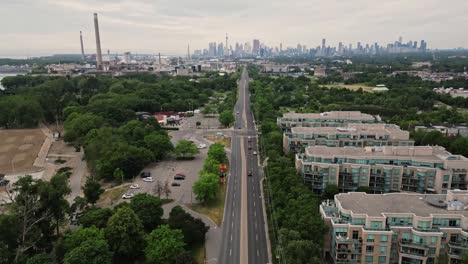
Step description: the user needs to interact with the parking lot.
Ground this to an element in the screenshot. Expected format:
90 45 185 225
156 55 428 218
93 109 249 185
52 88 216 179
117 113 228 205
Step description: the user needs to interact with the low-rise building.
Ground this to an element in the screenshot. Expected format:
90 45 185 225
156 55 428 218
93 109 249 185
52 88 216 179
320 190 468 264
415 125 468 138
296 146 468 194
277 111 381 133
284 124 414 153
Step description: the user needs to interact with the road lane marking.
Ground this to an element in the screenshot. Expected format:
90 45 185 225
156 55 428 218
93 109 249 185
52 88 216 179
232 222 234 228
257 250 259 257
240 95 249 264
254 201 256 207
231 234 233 241
230 249 232 256
254 211 256 217
256 234 258 241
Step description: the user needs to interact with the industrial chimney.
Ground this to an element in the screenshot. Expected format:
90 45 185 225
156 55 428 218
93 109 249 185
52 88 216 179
93 13 103 70
80 31 85 60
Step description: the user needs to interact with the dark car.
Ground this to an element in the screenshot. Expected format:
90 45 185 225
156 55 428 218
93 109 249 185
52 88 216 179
171 182 181 186
140 171 151 178
174 175 185 180
248 171 252 177
0 179 9 186
175 173 186 179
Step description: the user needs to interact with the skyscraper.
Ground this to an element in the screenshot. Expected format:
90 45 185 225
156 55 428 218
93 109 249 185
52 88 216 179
93 13 103 70
322 38 326 49
252 39 260 55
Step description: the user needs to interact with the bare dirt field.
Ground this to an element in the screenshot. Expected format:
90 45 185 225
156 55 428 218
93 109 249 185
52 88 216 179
0 129 45 174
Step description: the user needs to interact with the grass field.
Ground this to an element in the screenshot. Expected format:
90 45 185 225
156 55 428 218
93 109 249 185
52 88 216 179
205 135 232 149
97 184 130 207
189 183 226 226
320 83 374 92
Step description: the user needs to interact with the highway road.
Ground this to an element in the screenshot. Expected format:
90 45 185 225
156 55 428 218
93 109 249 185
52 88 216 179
218 68 269 264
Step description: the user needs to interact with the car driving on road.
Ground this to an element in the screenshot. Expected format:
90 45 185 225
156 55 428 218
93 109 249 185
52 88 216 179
171 182 181 186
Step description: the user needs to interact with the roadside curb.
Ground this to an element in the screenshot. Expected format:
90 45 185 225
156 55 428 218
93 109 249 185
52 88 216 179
260 177 273 263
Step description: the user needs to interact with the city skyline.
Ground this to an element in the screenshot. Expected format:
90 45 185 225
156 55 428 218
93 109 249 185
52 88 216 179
1 0 468 56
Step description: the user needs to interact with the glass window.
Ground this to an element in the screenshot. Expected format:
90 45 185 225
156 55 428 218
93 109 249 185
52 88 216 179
370 221 383 229
366 256 373 263
366 245 374 252
443 175 450 182
378 256 386 263
380 235 388 242
379 246 387 254
367 234 375 242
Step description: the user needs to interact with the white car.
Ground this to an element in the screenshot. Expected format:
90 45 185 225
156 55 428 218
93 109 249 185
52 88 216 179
122 193 134 199
130 184 140 189
143 177 154 182
253 151 258 155
197 144 207 149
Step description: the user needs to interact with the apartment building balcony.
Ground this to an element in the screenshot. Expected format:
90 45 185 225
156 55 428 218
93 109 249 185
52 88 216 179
448 241 468 250
399 240 429 257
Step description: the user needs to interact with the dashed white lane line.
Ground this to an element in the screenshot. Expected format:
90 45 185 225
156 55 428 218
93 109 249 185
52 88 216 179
230 249 232 256
231 234 233 241
256 234 258 241
257 250 260 257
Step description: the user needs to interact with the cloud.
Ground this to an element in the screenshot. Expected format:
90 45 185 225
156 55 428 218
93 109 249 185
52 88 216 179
0 0 468 55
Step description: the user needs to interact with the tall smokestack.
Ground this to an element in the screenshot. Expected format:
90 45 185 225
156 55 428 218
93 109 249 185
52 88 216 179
93 13 103 70
80 31 85 60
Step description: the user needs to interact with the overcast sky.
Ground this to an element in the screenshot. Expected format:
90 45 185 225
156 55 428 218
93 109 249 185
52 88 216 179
1 0 468 57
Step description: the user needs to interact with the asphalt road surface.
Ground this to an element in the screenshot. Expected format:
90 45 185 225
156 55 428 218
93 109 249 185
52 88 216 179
218 68 269 264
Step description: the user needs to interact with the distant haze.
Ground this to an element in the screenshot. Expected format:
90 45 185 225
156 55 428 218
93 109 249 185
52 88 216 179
1 0 467 56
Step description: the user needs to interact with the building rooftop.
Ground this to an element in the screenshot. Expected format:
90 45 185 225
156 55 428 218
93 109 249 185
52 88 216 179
303 146 467 162
290 124 410 140
336 191 468 217
281 111 378 121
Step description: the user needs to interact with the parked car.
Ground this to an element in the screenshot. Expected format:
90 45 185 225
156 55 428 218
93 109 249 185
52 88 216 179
130 184 140 189
122 193 134 199
171 182 181 186
253 151 258 155
175 173 186 178
197 144 207 149
143 177 154 182
248 136 252 142
248 171 252 177
174 175 185 180
140 171 151 178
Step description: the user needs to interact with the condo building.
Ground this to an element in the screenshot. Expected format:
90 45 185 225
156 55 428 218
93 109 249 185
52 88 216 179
295 146 468 194
277 111 381 133
284 124 414 153
320 191 468 264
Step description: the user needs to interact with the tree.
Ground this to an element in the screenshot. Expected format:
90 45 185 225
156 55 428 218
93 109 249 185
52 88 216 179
40 172 71 236
356 186 370 193
163 181 172 199
79 207 113 228
174 140 199 159
83 177 104 205
129 194 164 232
192 173 219 203
207 143 228 164
26 253 53 264
105 207 145 258
144 132 173 160
201 105 213 116
154 180 163 198
63 113 104 143
323 184 339 199
219 110 235 127
0 215 19 264
11 176 54 262
113 168 124 184
169 206 209 246
175 252 196 264
145 225 185 264
202 157 220 175
63 226 105 251
64 239 112 264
